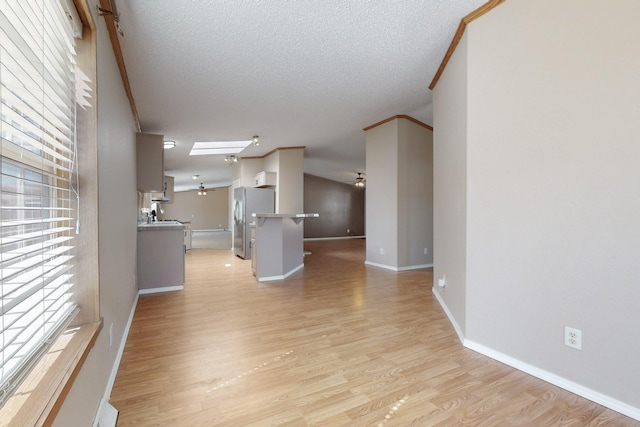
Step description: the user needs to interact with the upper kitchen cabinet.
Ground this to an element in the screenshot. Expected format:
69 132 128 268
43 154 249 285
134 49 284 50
253 171 276 188
136 132 164 191
151 175 174 203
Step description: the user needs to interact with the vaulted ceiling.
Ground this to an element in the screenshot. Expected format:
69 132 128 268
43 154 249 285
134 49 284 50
112 1 486 191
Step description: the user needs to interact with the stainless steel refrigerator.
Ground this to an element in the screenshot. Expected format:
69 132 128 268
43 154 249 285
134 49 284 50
233 187 275 259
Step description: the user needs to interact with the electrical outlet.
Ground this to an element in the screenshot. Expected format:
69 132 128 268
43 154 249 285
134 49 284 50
438 275 446 287
564 326 582 350
379 248 384 255
347 228 350 234
424 248 428 255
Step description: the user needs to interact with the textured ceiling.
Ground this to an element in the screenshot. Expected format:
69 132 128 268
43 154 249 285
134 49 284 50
115 1 486 191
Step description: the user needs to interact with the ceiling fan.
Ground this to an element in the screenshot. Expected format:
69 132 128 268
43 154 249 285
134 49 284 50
354 172 366 188
196 183 216 196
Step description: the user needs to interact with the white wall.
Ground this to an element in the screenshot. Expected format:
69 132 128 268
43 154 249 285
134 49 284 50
264 151 280 211
52 5 139 426
232 148 304 214
233 157 263 188
435 0 640 415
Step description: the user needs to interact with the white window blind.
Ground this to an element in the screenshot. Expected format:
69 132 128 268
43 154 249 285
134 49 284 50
0 0 79 405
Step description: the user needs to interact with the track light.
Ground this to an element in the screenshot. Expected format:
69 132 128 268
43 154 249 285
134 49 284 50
225 155 238 163
252 135 259 146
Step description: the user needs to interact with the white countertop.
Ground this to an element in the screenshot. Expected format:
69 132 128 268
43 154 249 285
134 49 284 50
138 220 185 231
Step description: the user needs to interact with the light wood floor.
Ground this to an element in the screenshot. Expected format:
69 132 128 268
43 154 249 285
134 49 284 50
110 240 638 426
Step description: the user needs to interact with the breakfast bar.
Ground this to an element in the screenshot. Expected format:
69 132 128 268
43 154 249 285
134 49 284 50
252 213 319 282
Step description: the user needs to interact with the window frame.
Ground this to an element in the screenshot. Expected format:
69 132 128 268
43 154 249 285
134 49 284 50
0 0 100 424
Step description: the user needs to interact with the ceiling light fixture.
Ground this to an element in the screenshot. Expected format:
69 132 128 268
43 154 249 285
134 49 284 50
252 135 259 146
192 174 199 180
224 155 238 163
163 140 176 149
197 183 207 196
354 172 365 188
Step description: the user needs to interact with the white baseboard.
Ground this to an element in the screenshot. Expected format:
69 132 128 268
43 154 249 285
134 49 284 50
431 287 464 343
364 260 394 271
93 292 139 427
397 263 433 271
258 263 304 282
94 400 118 427
432 287 640 420
365 260 433 272
464 340 640 422
139 285 184 294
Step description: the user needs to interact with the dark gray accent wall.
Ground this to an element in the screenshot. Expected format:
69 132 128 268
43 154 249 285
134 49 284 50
303 173 365 238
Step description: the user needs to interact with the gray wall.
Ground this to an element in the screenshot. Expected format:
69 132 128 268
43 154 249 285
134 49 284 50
53 3 139 425
365 117 433 269
365 120 399 264
303 173 365 238
160 186 229 230
434 0 640 413
433 32 468 338
397 119 433 267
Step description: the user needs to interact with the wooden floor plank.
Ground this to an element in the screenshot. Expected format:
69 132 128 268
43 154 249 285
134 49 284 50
110 240 639 426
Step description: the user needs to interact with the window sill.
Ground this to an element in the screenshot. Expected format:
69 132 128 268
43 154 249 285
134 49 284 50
0 321 102 427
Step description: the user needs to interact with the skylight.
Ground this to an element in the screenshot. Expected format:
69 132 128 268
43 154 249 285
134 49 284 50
189 140 253 156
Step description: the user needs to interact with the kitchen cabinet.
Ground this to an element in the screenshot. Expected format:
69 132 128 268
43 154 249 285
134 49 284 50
165 176 174 201
253 171 276 188
137 221 185 293
183 221 192 251
152 175 174 203
136 132 164 191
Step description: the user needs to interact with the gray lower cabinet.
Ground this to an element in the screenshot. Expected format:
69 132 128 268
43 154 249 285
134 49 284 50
137 224 185 292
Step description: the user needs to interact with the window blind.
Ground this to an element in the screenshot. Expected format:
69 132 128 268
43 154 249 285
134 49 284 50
0 0 79 404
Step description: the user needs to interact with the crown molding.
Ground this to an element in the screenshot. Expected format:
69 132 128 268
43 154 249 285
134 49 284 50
363 115 433 132
241 146 306 160
429 0 505 90
99 0 141 132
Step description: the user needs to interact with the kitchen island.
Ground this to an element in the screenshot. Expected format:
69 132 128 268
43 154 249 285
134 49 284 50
252 213 319 282
137 221 185 293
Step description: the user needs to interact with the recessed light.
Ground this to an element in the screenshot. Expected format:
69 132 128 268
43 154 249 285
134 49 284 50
163 140 176 149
